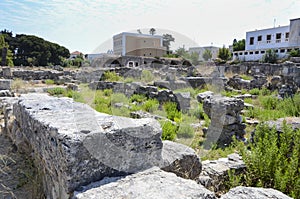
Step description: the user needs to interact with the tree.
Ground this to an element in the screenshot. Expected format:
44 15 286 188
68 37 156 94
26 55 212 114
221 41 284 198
175 47 188 57
232 39 245 51
262 49 277 63
189 52 199 65
0 34 13 66
163 34 175 53
218 45 231 61
149 28 156 35
202 49 212 61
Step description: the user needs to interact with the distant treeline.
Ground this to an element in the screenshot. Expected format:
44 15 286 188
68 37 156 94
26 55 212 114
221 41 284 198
0 29 70 66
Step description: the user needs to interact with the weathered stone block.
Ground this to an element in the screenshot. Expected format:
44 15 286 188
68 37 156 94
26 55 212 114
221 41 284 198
74 167 216 199
0 79 12 90
6 93 163 198
221 186 292 199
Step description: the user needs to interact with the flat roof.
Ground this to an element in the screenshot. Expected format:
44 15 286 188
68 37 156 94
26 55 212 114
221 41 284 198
246 25 289 33
113 32 163 39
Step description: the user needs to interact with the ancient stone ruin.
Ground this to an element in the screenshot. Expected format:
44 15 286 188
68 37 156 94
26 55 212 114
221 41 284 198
202 95 246 148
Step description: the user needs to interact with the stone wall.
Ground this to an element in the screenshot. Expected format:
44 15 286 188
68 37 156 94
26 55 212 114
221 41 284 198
1 93 201 198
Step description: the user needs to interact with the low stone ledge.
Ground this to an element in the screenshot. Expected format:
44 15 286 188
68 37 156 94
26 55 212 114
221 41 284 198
221 186 292 199
74 167 216 199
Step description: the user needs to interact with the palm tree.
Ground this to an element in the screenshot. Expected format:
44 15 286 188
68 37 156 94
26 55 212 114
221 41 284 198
149 28 156 35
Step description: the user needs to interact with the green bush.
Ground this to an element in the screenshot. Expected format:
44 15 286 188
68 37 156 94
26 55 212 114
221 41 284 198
47 87 65 96
177 124 194 138
130 94 147 103
103 89 113 97
111 93 129 105
142 99 159 113
240 74 252 81
237 122 300 198
289 49 300 57
102 71 122 82
163 102 182 122
45 79 55 85
262 49 277 63
160 120 178 141
141 70 154 83
249 88 260 95
191 104 205 120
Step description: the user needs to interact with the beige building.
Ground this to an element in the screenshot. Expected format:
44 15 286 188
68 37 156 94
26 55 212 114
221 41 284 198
113 32 166 57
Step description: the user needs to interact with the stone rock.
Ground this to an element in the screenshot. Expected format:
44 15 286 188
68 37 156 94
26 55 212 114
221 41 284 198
74 167 216 199
221 186 292 199
198 153 246 193
0 90 13 97
227 75 250 90
0 79 12 90
265 117 300 132
153 80 188 90
234 94 252 100
203 95 245 148
66 83 78 91
250 75 267 89
160 140 202 180
174 92 190 112
197 91 214 103
2 67 12 78
2 94 203 198
4 93 163 198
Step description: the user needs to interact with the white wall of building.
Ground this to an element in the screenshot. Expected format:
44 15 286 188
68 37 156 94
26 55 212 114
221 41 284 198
246 26 289 51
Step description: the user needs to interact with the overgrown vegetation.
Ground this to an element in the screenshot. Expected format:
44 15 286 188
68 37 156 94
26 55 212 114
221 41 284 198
102 71 122 82
262 49 277 63
233 123 300 199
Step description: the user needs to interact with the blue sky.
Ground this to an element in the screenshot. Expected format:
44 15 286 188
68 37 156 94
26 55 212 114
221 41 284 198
0 0 299 53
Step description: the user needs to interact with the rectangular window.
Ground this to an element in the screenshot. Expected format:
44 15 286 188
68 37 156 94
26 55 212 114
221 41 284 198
239 52 243 55
261 51 265 54
266 34 271 43
255 51 259 54
245 52 248 55
276 33 281 39
249 37 254 45
257 35 262 41
250 51 253 55
280 49 285 53
285 32 289 38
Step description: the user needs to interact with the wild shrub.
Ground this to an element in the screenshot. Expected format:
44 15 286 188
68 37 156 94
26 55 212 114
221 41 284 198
160 120 178 141
111 93 129 105
47 87 65 96
240 74 252 81
262 49 277 63
45 79 55 85
102 71 122 82
190 103 205 120
141 70 154 82
130 94 147 103
237 122 300 198
103 89 113 96
163 102 182 122
142 99 159 113
249 88 260 95
177 124 194 138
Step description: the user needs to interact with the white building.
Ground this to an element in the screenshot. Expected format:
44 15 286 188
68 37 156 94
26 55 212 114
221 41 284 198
189 46 219 61
233 18 300 61
113 32 166 57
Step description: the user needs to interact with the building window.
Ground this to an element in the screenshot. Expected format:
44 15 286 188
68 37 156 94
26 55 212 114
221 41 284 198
276 33 281 43
276 33 281 39
280 49 285 53
245 52 248 55
287 49 292 52
266 34 271 43
249 37 254 45
255 51 259 54
257 35 262 41
239 52 243 55
250 51 253 55
285 32 289 38
234 53 238 56
261 51 265 54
